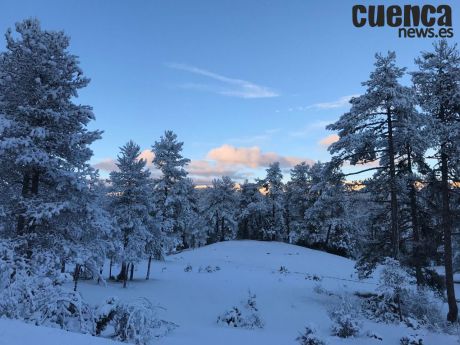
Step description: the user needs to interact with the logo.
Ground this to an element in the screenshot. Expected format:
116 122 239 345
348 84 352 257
352 5 454 38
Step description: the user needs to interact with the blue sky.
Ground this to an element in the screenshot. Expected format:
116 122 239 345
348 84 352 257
1 0 459 183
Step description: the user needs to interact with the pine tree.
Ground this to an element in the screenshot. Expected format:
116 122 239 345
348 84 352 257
393 102 430 286
109 141 155 287
201 176 239 243
151 130 191 251
327 52 414 260
303 162 355 256
285 162 311 243
0 19 108 266
237 181 268 240
412 40 460 322
259 162 286 241
175 177 207 248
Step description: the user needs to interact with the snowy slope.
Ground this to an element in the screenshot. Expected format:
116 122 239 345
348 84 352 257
1 240 457 345
0 318 124 345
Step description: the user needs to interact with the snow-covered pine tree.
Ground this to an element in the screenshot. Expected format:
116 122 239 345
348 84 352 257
392 101 430 286
151 130 191 252
201 176 239 243
236 181 269 240
412 40 460 322
327 52 413 260
0 19 109 269
175 177 207 248
259 162 286 241
303 162 356 257
285 162 311 244
109 141 155 287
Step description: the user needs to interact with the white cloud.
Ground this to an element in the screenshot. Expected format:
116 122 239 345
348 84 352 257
285 94 359 113
166 63 279 99
289 120 334 138
307 94 359 110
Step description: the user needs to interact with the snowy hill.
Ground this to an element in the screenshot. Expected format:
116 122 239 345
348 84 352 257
1 240 457 345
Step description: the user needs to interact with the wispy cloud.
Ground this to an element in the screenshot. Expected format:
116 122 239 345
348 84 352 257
307 94 359 110
227 128 280 145
166 63 279 99
289 120 334 138
283 94 359 113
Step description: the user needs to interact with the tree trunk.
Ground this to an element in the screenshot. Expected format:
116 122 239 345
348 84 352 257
407 149 423 286
441 150 457 322
17 171 31 234
123 263 128 288
118 262 127 281
130 263 134 281
97 265 103 284
61 259 66 273
146 255 152 280
109 259 113 279
221 217 225 242
31 169 39 195
324 223 332 248
73 264 81 292
387 108 399 259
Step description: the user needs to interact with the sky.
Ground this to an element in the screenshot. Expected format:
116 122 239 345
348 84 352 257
1 0 459 184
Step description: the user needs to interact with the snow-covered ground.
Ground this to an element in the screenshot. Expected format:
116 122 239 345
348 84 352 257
1 240 457 345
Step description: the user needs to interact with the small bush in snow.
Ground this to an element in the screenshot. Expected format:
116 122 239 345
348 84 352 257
400 334 423 345
95 297 177 345
296 325 326 345
365 330 383 341
198 265 220 273
279 265 289 274
305 273 322 281
184 264 193 272
329 296 361 338
217 291 264 329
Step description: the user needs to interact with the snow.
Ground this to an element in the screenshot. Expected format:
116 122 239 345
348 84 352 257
0 318 123 345
1 240 457 345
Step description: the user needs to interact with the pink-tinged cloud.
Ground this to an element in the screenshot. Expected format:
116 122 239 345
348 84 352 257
94 144 314 185
206 144 313 169
93 149 155 172
318 134 339 148
138 149 155 167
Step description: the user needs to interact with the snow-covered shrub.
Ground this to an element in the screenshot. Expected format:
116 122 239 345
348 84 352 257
0 240 94 333
217 291 264 329
329 296 361 338
305 273 322 281
184 264 193 272
400 334 423 345
365 330 382 341
95 297 177 344
361 258 444 330
296 324 326 345
198 265 220 273
378 258 413 320
402 288 444 330
279 265 289 274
